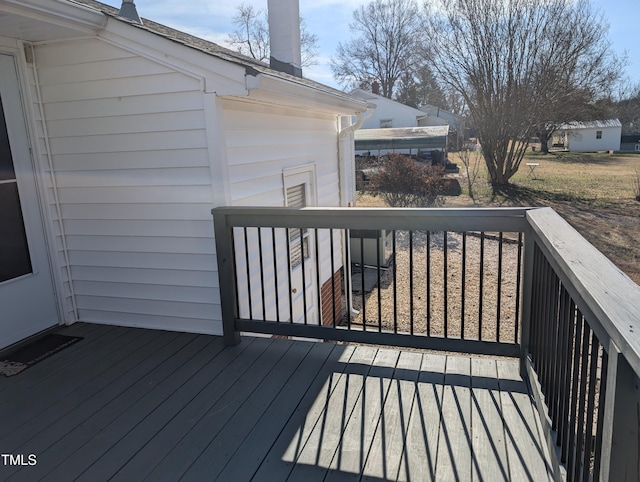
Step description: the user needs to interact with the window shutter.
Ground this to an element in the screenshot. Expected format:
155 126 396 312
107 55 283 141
286 184 306 208
287 184 307 268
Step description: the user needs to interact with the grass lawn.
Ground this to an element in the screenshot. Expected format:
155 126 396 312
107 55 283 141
357 150 640 284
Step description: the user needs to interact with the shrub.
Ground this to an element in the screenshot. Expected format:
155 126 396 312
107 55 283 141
368 153 449 207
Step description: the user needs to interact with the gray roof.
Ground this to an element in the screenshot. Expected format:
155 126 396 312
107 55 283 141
558 119 622 130
70 0 358 104
354 126 448 150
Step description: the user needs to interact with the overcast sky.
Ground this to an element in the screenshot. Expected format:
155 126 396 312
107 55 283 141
102 0 640 92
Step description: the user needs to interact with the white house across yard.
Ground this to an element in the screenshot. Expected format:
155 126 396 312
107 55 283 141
0 0 370 349
555 119 622 152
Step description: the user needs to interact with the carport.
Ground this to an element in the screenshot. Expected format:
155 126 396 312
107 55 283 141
354 125 448 157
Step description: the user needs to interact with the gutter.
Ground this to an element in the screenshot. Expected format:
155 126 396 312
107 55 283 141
245 71 368 115
337 104 375 317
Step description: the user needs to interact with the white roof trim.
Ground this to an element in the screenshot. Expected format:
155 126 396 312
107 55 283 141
0 0 106 30
244 73 368 115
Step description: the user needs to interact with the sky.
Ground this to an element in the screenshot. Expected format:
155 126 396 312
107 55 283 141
102 0 640 92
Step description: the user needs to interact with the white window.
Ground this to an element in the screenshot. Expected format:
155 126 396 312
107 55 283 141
380 119 393 128
596 130 602 139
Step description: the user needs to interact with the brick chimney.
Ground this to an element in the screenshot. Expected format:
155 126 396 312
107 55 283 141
267 0 302 77
372 81 380 95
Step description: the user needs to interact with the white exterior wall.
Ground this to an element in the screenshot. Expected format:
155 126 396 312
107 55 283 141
223 98 343 322
31 37 223 334
566 126 622 152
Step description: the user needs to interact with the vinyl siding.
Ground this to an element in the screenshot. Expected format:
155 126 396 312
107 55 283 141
223 98 344 323
32 38 221 334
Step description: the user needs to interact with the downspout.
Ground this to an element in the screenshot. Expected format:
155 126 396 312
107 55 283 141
338 105 375 316
29 42 79 324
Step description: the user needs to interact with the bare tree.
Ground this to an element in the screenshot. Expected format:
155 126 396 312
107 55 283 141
227 3 319 68
395 64 448 108
331 0 424 99
425 0 621 189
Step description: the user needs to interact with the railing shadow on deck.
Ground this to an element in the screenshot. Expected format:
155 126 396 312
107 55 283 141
261 356 549 481
213 206 640 482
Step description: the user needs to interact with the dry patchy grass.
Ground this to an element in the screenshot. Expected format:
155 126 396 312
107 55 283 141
358 151 640 284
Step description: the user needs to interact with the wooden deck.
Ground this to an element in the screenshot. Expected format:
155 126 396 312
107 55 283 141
0 323 554 481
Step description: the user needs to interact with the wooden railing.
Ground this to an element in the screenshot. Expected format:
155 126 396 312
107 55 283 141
522 208 640 482
213 206 640 482
213 206 529 356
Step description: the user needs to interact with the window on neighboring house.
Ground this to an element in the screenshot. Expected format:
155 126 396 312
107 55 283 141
596 130 602 139
286 183 309 268
380 119 393 128
635 144 640 151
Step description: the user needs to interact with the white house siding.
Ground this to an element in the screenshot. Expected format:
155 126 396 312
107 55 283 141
566 126 622 152
223 98 343 323
32 37 222 334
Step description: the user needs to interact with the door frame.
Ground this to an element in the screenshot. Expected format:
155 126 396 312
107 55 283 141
0 44 64 337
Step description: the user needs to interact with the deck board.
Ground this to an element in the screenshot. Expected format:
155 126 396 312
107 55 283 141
0 324 554 481
471 357 510 481
397 353 446 482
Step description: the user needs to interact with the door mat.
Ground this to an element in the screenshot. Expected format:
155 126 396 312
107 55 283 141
0 334 83 377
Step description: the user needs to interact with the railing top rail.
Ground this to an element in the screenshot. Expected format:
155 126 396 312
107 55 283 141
527 207 640 376
212 206 533 232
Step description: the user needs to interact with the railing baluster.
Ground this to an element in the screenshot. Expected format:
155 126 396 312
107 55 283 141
315 228 321 326
345 229 352 330
461 232 466 339
232 227 240 320
360 232 365 329
377 232 382 332
573 315 591 482
540 254 553 396
497 232 503 341
258 228 266 320
426 230 431 335
244 227 253 320
592 348 608 482
286 228 293 323
330 229 336 328
301 227 308 325
409 230 414 335
566 308 584 478
443 230 448 337
515 232 523 341
548 272 561 430
581 334 600 481
393 230 398 334
271 228 280 322
556 288 573 454
479 232 485 339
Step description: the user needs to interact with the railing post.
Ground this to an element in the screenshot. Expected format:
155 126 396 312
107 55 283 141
212 208 241 346
519 223 535 379
599 340 640 482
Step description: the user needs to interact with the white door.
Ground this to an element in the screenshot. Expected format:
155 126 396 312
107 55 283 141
284 167 317 324
0 53 59 349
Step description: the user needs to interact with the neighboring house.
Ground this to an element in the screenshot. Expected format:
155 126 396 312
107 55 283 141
349 88 447 155
420 104 466 150
0 0 369 349
620 133 640 152
555 119 622 152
